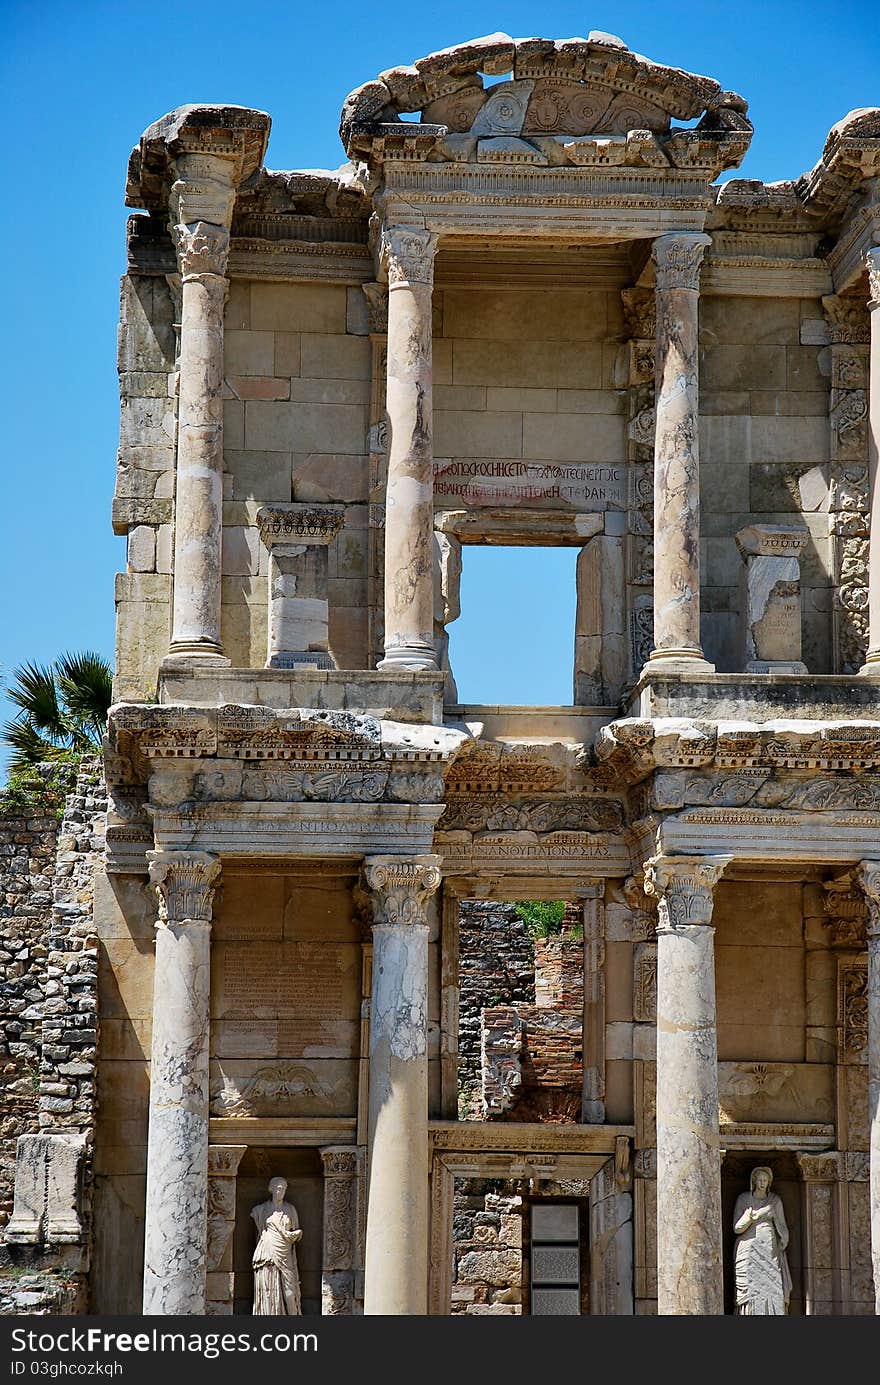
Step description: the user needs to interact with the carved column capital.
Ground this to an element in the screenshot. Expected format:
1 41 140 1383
652 231 712 293
363 854 441 927
381 225 438 289
643 854 730 932
856 859 880 937
147 850 221 926
171 221 231 280
866 247 880 308
822 292 870 344
621 286 656 340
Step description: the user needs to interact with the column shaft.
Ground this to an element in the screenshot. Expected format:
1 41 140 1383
167 224 230 661
649 232 713 672
143 851 219 1315
856 860 880 1312
378 227 438 671
645 854 729 1315
862 252 880 671
362 856 440 1314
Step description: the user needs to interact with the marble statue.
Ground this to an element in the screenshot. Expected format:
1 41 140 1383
251 1176 303 1315
733 1166 791 1315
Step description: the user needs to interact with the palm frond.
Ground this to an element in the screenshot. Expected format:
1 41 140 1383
5 663 65 740
2 718 58 773
56 650 113 740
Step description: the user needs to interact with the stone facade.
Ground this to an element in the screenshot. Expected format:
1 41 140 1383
6 30 880 1316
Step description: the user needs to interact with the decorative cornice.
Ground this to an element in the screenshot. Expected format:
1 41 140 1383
171 221 230 279
856 859 880 938
363 854 442 926
147 849 220 925
381 225 438 288
256 504 344 548
643 853 730 930
652 231 711 292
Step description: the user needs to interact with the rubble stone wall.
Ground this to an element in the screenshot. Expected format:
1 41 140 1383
457 901 535 1103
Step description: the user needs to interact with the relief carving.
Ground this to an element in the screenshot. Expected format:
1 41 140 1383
211 1062 338 1117
838 962 868 1062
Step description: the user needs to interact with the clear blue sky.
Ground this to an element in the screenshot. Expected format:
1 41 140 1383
1 0 877 749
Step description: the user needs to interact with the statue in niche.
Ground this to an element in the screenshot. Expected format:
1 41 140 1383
733 1166 791 1315
251 1176 303 1315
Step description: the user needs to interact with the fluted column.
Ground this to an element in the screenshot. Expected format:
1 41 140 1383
644 854 730 1314
856 859 880 1311
362 854 441 1313
165 155 235 665
860 251 880 674
143 850 220 1314
647 232 714 674
377 226 439 672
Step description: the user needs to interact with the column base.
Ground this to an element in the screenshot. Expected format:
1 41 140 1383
162 643 231 670
858 651 880 677
645 648 715 675
266 651 336 670
378 644 438 673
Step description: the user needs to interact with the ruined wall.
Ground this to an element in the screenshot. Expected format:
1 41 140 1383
0 760 105 1314
457 901 534 1114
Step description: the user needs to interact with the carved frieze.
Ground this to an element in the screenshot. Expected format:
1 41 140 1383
211 1062 339 1117
439 795 623 834
633 943 657 1022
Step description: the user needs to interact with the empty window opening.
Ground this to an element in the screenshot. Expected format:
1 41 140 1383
447 546 578 706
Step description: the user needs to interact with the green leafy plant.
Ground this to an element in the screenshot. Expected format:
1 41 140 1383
3 652 112 773
513 900 566 939
0 759 80 820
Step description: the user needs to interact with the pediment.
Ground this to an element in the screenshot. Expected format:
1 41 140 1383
341 32 749 157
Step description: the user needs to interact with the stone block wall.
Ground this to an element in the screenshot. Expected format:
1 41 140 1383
451 1182 524 1315
114 274 847 697
0 760 106 1314
697 295 832 674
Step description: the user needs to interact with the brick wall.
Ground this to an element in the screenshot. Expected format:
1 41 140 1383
457 901 535 1116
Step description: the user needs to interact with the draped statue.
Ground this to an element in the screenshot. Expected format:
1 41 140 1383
251 1176 302 1315
733 1166 791 1315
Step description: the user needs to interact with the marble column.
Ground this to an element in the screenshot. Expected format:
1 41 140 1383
165 154 236 666
256 504 344 668
647 232 714 674
377 226 439 672
644 854 730 1314
856 859 880 1312
860 250 880 674
362 854 441 1313
143 850 220 1315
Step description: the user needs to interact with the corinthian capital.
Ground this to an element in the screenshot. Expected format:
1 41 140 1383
652 232 712 293
363 854 441 927
856 859 880 937
643 854 730 931
148 850 221 926
171 221 230 279
382 226 438 289
867 248 880 308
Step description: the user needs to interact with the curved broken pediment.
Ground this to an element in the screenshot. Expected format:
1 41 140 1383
340 31 749 159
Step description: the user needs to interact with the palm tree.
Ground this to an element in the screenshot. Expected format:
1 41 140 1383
3 651 113 772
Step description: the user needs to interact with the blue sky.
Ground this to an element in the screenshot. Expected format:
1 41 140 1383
1 0 877 751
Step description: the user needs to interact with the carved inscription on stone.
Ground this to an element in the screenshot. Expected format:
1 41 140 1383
434 459 625 511
218 943 353 1050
